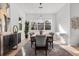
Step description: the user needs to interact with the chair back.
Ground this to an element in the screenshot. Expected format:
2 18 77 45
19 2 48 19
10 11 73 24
35 35 46 46
49 32 54 37
30 32 34 37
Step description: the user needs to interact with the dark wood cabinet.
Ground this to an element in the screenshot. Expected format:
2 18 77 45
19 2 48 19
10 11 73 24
3 33 21 55
18 33 21 43
3 35 10 54
0 36 1 56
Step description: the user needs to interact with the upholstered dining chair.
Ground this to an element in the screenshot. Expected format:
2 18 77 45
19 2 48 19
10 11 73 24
35 35 48 56
47 33 54 48
30 33 35 47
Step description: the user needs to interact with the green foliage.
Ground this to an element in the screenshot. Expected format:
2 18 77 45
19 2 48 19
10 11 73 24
24 21 29 35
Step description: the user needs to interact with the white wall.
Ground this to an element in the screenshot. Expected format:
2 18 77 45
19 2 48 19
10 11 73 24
8 3 79 46
26 14 56 33
56 4 70 44
9 3 25 40
70 3 79 46
9 3 56 41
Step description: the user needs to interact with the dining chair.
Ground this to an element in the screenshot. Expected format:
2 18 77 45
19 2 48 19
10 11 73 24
47 33 54 48
35 35 48 56
30 33 35 47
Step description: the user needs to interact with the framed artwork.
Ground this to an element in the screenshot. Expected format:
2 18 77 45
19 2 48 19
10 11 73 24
19 23 22 30
19 17 22 30
71 17 79 29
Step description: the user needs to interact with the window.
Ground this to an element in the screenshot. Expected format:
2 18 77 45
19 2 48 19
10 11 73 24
31 22 37 30
38 23 44 30
45 20 51 30
30 19 52 30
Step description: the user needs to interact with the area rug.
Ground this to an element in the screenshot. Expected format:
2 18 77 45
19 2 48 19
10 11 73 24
15 41 72 56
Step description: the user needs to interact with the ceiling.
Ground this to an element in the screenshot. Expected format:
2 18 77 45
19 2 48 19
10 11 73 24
16 3 66 14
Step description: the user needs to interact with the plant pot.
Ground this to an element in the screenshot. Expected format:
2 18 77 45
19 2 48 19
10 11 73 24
25 34 28 38
40 30 42 35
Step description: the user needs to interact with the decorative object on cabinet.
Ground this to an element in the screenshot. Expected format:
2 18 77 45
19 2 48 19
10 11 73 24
13 25 18 33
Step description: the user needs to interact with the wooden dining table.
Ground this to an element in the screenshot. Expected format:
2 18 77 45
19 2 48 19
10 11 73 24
31 33 52 38
30 33 53 48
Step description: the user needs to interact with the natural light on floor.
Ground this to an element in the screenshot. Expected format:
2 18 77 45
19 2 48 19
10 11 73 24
59 24 67 34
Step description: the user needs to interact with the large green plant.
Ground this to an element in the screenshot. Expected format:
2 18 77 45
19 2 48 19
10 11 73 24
24 21 29 38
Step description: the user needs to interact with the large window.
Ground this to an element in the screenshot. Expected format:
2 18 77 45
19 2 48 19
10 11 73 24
31 22 37 30
38 23 44 30
30 19 51 30
45 20 51 30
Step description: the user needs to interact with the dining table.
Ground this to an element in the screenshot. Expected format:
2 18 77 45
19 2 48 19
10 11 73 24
30 33 53 47
31 33 52 38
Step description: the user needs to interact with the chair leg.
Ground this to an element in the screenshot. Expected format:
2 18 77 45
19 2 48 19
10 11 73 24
31 42 32 47
46 50 47 56
52 43 53 48
35 49 36 55
50 42 51 45
52 40 53 48
31 42 34 48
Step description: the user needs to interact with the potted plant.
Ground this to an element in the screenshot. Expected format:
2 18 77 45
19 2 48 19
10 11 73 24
24 21 29 38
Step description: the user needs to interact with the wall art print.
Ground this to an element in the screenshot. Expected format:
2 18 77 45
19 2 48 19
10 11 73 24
71 16 79 29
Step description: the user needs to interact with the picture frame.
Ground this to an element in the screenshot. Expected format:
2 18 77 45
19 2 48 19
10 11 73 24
19 17 22 30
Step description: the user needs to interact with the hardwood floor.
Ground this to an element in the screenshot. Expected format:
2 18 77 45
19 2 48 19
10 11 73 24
15 40 72 56
4 34 79 56
72 46 79 51
4 39 29 56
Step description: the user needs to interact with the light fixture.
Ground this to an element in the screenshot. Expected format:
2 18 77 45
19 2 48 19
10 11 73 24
39 3 43 9
38 3 43 19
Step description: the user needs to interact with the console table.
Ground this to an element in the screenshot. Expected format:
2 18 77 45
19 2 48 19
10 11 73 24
0 33 21 56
